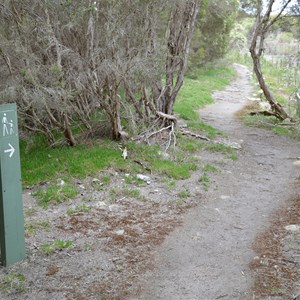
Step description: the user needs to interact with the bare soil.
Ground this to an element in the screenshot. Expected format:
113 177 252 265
1 64 300 300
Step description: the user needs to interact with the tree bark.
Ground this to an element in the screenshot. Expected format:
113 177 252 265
249 0 291 120
157 0 200 120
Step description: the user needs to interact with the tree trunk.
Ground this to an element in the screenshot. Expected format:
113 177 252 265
110 91 122 140
63 112 76 146
249 0 290 121
157 0 200 120
250 49 289 120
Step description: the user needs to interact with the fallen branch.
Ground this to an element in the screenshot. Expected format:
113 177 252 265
146 124 173 140
156 111 177 125
179 128 210 141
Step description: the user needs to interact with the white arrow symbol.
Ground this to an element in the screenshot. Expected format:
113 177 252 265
4 143 15 158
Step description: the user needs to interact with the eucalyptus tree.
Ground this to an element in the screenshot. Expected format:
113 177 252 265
249 0 293 120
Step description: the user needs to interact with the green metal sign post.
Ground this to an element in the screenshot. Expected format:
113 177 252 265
0 103 25 266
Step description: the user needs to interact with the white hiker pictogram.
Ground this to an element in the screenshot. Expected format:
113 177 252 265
2 113 14 136
9 120 14 135
2 113 9 136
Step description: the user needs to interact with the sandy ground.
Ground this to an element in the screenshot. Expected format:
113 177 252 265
1 64 300 300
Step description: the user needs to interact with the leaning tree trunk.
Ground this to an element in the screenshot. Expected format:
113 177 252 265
249 47 289 120
249 0 290 120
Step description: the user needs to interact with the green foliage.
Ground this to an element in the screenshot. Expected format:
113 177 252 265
229 17 254 53
190 0 239 64
33 184 78 208
40 240 73 255
0 273 26 294
175 66 236 120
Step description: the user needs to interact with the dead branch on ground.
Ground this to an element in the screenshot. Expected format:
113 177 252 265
179 128 210 141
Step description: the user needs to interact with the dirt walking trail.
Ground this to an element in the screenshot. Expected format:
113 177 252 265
135 64 300 300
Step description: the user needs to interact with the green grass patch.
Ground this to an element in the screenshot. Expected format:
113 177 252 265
162 179 176 187
243 114 278 128
243 113 300 140
177 189 191 199
177 135 204 153
226 153 238 161
127 142 198 179
123 188 146 201
0 273 26 294
175 66 236 120
33 184 78 208
40 240 73 255
152 159 197 179
25 221 50 236
100 175 111 184
204 143 235 154
187 122 225 139
21 139 124 186
272 125 300 140
66 203 91 216
202 164 220 173
272 126 290 136
124 175 146 186
199 173 210 191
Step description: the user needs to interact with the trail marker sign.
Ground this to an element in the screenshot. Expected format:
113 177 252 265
0 103 25 266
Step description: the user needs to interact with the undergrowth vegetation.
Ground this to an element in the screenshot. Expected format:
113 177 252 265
20 65 237 206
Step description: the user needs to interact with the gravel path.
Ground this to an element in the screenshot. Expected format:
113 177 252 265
135 64 300 300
